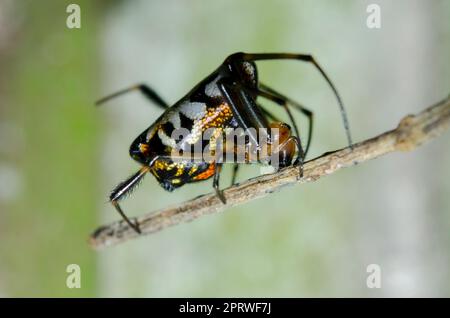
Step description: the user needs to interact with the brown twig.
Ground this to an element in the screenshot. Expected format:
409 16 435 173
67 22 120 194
89 95 450 249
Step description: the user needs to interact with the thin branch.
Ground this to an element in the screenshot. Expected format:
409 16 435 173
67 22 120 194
90 95 450 249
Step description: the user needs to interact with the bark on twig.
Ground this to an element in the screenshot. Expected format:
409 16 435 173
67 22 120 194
90 95 450 249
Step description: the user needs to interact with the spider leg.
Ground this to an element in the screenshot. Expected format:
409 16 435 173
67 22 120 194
219 81 268 148
218 81 276 192
287 135 304 178
213 163 226 204
96 84 169 110
257 83 314 158
257 90 300 149
229 52 352 148
236 86 305 176
227 104 283 187
230 163 240 186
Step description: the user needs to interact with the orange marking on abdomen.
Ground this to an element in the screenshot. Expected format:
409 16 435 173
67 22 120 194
193 163 216 181
201 103 233 130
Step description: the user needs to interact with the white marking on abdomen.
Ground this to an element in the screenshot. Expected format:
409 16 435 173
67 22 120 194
167 111 181 129
205 74 221 98
158 129 177 148
179 101 206 120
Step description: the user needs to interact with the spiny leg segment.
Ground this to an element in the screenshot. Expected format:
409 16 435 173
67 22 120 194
109 166 150 234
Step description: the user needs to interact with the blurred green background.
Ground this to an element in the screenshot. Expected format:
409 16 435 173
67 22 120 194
0 0 449 297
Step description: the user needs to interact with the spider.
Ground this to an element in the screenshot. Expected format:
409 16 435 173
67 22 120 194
97 52 352 233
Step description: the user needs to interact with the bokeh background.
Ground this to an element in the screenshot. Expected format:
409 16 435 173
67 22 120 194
0 0 449 297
